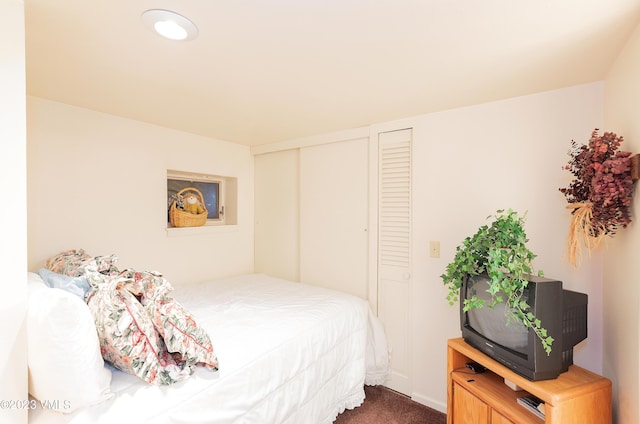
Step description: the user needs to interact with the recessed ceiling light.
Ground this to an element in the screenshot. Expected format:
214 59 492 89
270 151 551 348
142 9 198 41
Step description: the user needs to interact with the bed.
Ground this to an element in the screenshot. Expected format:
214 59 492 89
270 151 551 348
26 270 389 424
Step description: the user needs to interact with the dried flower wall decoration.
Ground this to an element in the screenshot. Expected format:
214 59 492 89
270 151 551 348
559 129 636 266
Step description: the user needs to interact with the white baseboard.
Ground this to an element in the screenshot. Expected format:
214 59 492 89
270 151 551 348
411 392 447 414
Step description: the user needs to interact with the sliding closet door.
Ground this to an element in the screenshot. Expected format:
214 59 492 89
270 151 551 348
299 138 369 299
377 128 412 395
254 150 300 282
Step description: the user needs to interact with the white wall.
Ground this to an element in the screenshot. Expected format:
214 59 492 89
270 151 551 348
254 82 606 412
603 21 640 424
0 1 27 423
409 82 605 410
27 98 254 285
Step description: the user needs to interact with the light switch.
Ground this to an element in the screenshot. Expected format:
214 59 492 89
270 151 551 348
429 240 440 258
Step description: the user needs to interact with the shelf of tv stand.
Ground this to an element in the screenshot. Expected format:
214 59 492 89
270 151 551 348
447 338 612 424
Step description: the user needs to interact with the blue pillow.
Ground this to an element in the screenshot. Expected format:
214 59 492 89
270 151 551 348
37 268 90 300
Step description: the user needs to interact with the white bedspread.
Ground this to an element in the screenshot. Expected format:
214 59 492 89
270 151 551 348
29 274 388 424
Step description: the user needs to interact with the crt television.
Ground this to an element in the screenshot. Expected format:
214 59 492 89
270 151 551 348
460 272 588 381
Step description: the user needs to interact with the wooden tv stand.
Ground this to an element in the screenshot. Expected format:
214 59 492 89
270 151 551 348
447 338 611 424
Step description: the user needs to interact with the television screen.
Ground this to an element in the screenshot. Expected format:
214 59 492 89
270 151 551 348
460 272 588 381
466 277 528 356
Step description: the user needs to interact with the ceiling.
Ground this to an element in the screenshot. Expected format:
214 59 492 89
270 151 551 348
25 0 640 146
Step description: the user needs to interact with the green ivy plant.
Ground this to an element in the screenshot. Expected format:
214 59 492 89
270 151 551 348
441 209 554 354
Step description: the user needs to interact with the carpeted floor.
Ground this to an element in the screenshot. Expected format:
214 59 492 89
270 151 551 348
334 385 447 424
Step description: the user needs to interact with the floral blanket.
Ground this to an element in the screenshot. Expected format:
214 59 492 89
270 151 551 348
45 249 218 385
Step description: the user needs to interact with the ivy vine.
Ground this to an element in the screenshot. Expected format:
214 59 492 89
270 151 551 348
441 209 553 354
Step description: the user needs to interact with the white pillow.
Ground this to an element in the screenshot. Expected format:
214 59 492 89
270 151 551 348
27 272 113 413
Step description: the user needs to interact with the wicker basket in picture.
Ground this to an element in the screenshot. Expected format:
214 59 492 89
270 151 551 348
169 187 208 227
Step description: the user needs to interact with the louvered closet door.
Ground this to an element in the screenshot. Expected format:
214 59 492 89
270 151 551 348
378 128 412 395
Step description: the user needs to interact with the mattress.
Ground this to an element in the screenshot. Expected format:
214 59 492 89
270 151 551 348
29 273 388 424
